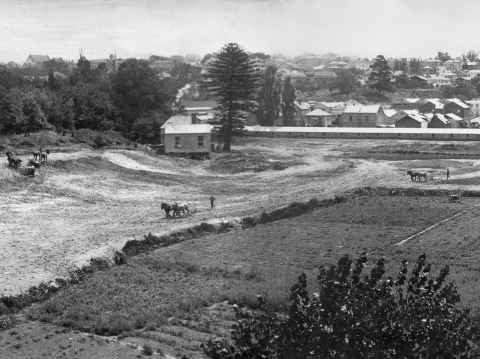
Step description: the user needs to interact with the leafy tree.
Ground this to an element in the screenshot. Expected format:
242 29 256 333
393 58 408 73
329 68 360 95
22 91 50 134
436 51 452 63
465 50 479 63
112 58 172 135
0 87 24 133
258 65 281 126
203 254 479 359
408 58 423 75
281 77 296 126
368 55 393 93
202 43 261 151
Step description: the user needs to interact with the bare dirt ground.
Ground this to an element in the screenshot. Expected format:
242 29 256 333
2 137 480 296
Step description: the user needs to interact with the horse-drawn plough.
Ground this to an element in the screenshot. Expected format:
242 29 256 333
161 202 195 218
406 170 429 183
5 149 50 177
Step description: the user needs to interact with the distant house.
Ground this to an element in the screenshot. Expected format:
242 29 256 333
409 75 428 87
160 115 214 158
304 109 336 127
339 105 388 127
444 98 471 119
293 101 313 126
419 98 444 113
383 109 398 126
392 98 421 111
427 113 464 128
313 70 337 81
24 54 50 67
395 112 429 128
466 99 480 117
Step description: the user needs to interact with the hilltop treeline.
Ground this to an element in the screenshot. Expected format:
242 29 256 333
0 57 201 142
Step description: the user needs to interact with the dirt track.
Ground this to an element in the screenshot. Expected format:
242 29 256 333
1 138 480 295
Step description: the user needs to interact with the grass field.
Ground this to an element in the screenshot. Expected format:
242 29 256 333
20 193 479 358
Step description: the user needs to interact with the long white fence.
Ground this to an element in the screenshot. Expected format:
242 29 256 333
245 126 480 141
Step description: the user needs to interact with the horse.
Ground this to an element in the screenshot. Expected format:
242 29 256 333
40 149 50 164
161 202 172 218
6 152 22 169
172 203 190 217
407 170 417 182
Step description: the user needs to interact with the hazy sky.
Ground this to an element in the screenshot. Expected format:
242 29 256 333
1 0 479 62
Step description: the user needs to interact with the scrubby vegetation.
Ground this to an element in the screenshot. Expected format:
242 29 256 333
203 254 479 358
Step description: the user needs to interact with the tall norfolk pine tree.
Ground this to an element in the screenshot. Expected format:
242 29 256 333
203 43 261 151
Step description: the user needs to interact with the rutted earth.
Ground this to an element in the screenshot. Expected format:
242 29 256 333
2 138 480 295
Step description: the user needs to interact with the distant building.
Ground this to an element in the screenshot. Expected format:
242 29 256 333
304 109 336 127
427 113 464 128
312 69 337 81
444 98 471 119
392 98 421 111
160 114 214 158
339 105 388 127
466 99 480 117
395 112 429 128
419 98 444 113
24 54 50 67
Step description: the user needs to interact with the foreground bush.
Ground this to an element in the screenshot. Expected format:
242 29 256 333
203 254 479 358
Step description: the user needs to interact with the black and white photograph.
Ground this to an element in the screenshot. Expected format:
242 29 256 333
2 0 480 358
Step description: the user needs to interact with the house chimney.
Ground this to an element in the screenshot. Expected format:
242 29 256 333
191 113 198 124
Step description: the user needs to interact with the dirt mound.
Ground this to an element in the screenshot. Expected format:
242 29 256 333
209 150 304 174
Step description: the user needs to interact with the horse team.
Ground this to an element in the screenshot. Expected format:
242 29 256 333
161 202 190 218
406 170 428 182
4 148 50 176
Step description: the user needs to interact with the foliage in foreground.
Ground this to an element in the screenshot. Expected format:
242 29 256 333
203 254 478 359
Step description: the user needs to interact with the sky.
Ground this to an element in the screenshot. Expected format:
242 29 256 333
0 0 479 62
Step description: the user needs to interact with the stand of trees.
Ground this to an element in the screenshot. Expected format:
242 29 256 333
0 55 196 141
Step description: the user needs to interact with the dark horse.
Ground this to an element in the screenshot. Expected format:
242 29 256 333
161 202 172 218
6 151 22 169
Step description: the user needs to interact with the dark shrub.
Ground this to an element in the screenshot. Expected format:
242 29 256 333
203 254 479 358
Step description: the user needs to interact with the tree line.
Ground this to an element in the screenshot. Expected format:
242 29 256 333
0 56 199 142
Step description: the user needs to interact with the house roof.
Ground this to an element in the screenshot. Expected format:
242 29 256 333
26 54 50 63
446 98 469 109
163 124 213 134
432 113 449 125
383 109 398 118
344 105 381 114
161 115 192 128
305 109 333 117
471 116 480 124
424 98 444 110
295 101 311 111
397 112 429 125
445 113 463 122
404 98 420 103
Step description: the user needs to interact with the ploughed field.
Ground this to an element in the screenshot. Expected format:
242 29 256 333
4 138 480 295
10 193 480 359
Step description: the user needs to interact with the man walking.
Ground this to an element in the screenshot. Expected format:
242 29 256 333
209 195 216 209
446 168 450 180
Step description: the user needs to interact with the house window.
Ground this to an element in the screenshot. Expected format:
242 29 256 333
174 136 181 148
198 136 204 147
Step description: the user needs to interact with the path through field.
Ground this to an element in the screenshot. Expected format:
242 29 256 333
1 138 479 295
